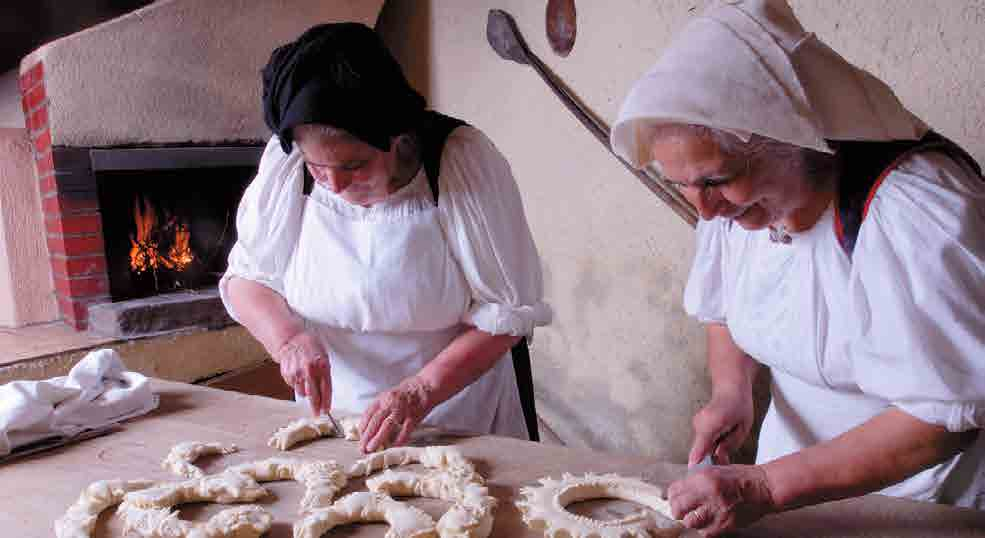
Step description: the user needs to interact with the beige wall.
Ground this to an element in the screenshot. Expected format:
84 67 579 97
378 0 985 462
0 128 58 327
23 0 385 147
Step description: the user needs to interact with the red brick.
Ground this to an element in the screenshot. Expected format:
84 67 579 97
23 84 45 112
42 193 99 216
51 254 107 278
39 175 57 196
18 62 43 93
33 129 51 154
46 233 105 257
56 296 89 330
45 214 102 235
53 275 109 298
28 106 48 134
35 150 54 176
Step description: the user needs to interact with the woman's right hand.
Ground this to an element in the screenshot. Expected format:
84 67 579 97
689 388 754 466
274 330 332 416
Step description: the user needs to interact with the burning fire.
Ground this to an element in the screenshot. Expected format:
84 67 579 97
129 196 194 275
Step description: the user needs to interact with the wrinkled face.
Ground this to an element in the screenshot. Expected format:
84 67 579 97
649 133 817 230
297 135 398 207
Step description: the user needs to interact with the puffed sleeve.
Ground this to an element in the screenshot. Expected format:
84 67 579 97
436 127 552 336
683 217 730 324
219 136 305 323
847 152 985 432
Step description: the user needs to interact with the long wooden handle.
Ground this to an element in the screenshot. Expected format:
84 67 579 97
525 52 698 227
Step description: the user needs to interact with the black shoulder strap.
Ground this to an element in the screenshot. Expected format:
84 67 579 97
834 131 982 259
421 111 542 442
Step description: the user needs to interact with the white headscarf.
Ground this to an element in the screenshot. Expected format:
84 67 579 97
611 0 928 168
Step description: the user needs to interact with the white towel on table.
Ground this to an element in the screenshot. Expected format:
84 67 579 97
0 349 158 457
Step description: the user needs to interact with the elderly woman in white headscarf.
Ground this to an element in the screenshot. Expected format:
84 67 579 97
612 0 985 535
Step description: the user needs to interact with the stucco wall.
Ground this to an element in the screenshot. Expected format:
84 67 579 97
378 0 985 462
22 0 385 147
0 128 58 327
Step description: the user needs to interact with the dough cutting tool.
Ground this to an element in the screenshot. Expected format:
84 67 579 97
0 424 121 465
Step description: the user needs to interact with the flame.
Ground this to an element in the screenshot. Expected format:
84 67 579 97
128 196 195 275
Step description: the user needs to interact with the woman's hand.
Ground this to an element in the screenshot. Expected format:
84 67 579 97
668 465 776 536
274 330 332 416
359 376 435 453
689 388 754 465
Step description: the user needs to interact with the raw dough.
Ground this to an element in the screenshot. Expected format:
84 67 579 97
269 416 340 450
117 472 271 538
515 473 683 538
293 491 437 538
54 479 158 538
162 441 239 478
226 457 348 512
368 469 497 538
338 415 361 441
348 446 477 480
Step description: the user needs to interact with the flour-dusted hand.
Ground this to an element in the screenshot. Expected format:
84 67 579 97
668 464 776 537
359 376 435 453
689 388 753 466
274 330 332 416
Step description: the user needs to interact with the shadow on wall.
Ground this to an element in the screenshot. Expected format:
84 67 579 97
377 0 431 105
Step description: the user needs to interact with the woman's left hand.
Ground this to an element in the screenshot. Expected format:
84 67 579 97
359 376 435 453
667 464 777 537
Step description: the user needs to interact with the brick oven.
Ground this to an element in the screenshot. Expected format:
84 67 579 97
16 0 385 333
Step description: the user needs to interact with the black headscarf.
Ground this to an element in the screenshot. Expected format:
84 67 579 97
261 23 426 154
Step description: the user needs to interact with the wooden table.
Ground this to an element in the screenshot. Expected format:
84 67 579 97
2 380 983 537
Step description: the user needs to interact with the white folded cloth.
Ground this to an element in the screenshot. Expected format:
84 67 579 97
0 349 159 457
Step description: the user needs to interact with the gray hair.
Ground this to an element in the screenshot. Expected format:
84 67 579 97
648 123 841 191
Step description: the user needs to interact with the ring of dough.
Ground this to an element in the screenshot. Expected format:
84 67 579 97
367 469 497 538
515 473 683 538
294 491 437 538
55 479 159 538
162 441 239 478
117 471 272 538
224 457 348 513
348 445 477 480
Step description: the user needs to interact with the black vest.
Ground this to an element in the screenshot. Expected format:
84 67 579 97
834 132 983 259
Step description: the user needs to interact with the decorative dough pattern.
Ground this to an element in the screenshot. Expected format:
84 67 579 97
338 415 362 441
269 416 340 450
162 441 239 478
348 446 477 480
117 472 271 538
54 479 158 538
226 457 348 512
515 473 683 538
368 469 497 538
293 491 437 538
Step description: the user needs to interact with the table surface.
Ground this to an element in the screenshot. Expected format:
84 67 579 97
1 380 983 538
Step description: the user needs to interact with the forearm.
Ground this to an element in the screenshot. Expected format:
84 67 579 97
225 276 305 358
706 323 760 397
414 327 522 409
763 407 977 510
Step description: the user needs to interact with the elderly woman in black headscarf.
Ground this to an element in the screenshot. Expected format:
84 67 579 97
612 0 984 535
220 23 551 452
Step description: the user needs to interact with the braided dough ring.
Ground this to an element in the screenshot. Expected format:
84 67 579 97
225 457 348 512
367 469 497 538
117 472 271 538
515 473 683 538
55 479 158 538
162 441 239 478
269 416 340 450
293 491 437 538
348 446 477 479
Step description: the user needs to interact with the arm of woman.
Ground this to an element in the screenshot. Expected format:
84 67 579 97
359 126 551 452
689 323 761 465
359 328 520 452
668 408 976 536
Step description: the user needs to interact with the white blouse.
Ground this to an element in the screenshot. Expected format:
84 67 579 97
220 126 551 437
684 151 985 507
